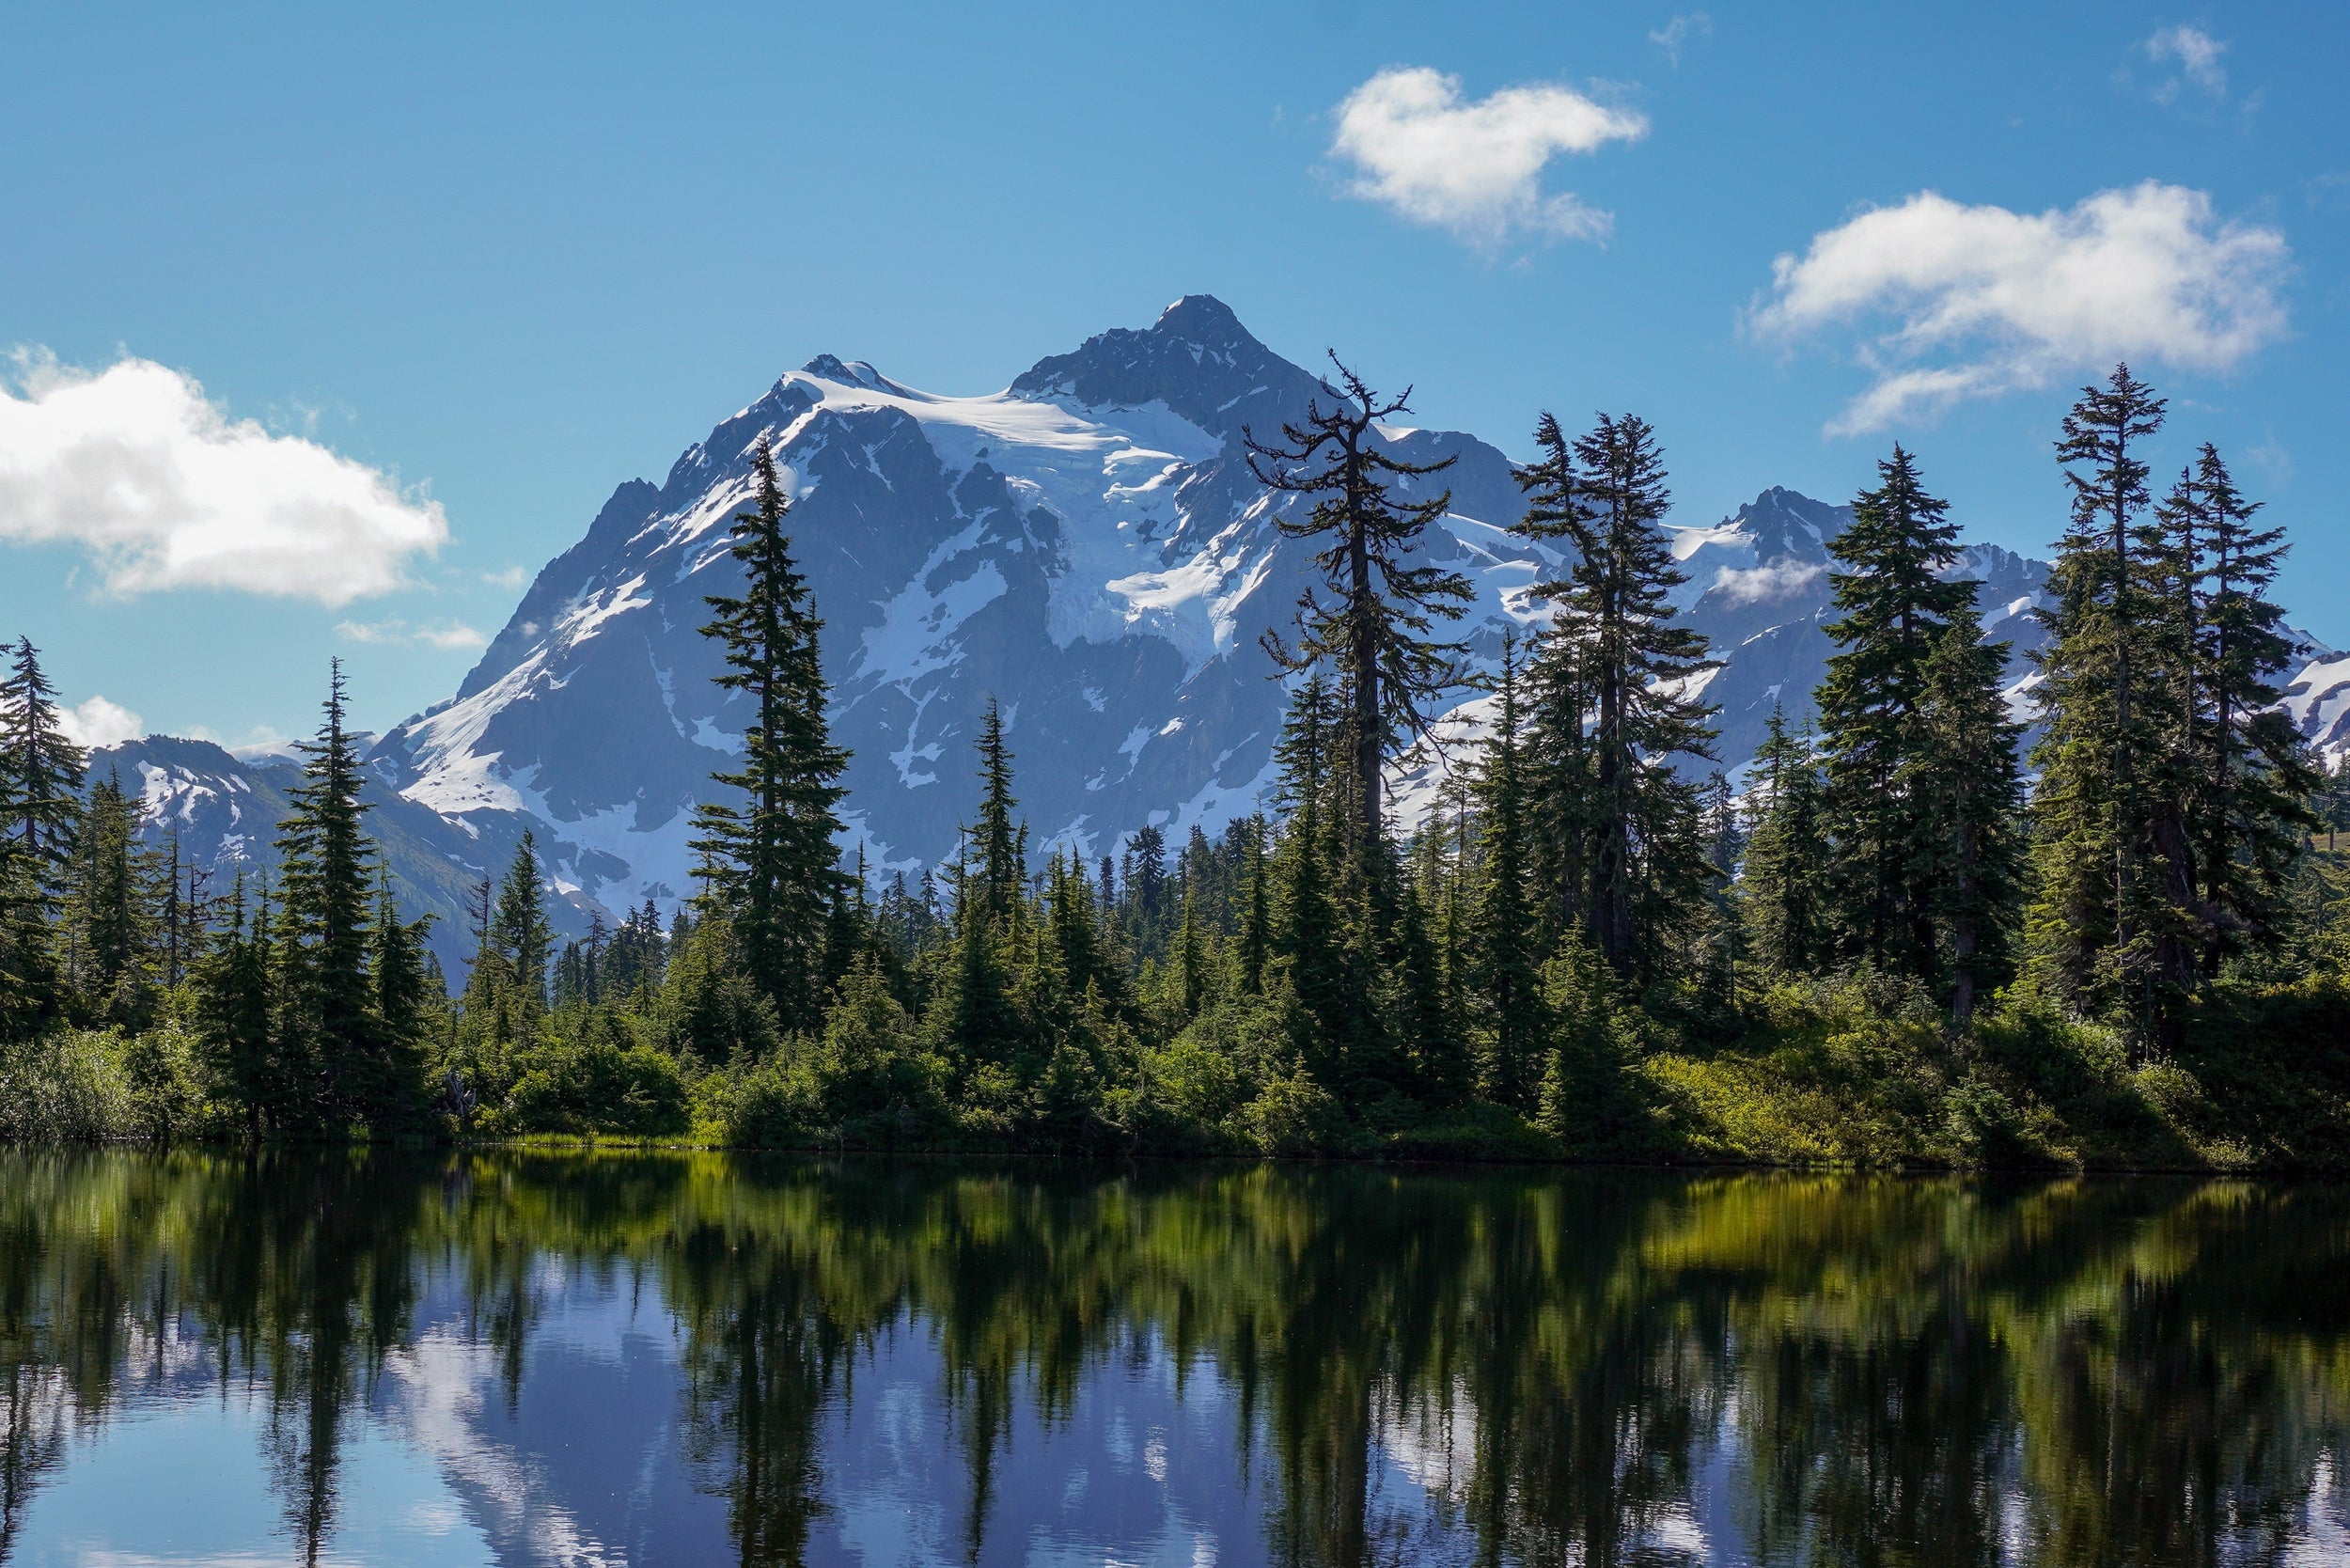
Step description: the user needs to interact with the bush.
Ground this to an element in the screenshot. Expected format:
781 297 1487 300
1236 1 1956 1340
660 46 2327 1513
0 1029 139 1142
500 1028 689 1138
698 1052 824 1150
1239 1069 1350 1156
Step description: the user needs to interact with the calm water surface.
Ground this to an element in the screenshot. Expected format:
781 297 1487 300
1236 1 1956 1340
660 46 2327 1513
1 1151 2345 1567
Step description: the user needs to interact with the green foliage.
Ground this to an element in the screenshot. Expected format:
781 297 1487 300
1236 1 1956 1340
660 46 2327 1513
499 1022 689 1139
690 437 851 1035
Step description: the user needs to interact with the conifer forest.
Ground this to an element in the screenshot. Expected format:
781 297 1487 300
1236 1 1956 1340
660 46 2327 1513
5 367 2348 1170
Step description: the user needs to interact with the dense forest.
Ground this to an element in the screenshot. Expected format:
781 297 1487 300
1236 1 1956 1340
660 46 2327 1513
3 364 2348 1168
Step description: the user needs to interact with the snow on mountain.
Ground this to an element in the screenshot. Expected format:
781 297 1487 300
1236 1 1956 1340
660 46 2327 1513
365 297 1555 921
2285 651 2350 767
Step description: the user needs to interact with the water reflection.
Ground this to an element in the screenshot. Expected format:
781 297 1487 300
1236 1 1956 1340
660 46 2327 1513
1 1152 2345 1565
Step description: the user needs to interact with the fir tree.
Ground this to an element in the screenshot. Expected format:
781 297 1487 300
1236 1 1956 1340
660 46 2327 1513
1910 601 2027 1024
1742 709 1828 978
2028 367 2171 1038
971 700 1024 927
1237 815 1271 996
1246 359 1475 879
1515 412 1718 982
0 637 86 899
65 769 152 1025
273 662 382 1126
2170 446 2317 972
489 832 555 1019
1472 634 1543 1107
1814 447 1970 980
195 876 276 1137
691 437 851 1035
1694 771 1745 1009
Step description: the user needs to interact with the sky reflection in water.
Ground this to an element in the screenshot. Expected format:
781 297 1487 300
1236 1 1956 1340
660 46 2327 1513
2 1150 2347 1566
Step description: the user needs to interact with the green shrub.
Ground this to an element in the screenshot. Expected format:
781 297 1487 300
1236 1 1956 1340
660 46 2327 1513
500 1031 689 1138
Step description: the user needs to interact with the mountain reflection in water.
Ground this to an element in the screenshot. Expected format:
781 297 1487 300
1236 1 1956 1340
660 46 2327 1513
0 1151 2345 1566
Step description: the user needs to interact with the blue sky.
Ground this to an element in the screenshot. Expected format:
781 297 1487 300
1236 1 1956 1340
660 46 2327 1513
1 2 2342 745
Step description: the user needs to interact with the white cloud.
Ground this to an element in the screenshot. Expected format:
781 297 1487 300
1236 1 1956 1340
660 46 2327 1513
1751 181 2289 433
1710 559 1825 607
0 354 447 605
2145 24 2227 98
482 564 531 591
336 617 488 651
59 695 144 749
1650 13 1712 67
1328 67 1647 248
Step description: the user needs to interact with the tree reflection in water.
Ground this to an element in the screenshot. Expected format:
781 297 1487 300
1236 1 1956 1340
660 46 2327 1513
0 1151 2344 1566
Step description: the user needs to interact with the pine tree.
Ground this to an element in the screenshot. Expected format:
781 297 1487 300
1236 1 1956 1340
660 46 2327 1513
1515 412 1718 983
1742 709 1829 978
1813 447 1971 980
195 877 278 1137
2028 367 2171 1038
1246 359 1475 882
1695 772 1745 1009
65 769 153 1025
1270 680 1355 1090
273 662 382 1126
939 720 1028 1073
0 637 86 901
2169 445 2317 973
489 833 555 1020
1237 815 1270 996
1472 634 1543 1107
1910 601 2028 1024
691 437 851 1036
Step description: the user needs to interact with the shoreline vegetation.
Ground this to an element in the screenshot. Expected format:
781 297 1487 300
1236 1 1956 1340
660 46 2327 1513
1 367 2347 1172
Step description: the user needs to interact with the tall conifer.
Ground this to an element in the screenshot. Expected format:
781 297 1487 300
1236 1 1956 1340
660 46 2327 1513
1814 447 1969 980
1246 359 1475 883
692 438 851 1036
1472 635 1542 1106
1742 709 1828 977
1514 412 1717 982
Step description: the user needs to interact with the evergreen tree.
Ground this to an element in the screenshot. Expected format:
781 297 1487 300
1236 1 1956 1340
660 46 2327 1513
1472 635 1543 1107
195 876 276 1138
371 886 436 1057
1742 709 1829 978
0 637 86 899
1694 771 1745 1009
64 769 152 1025
2028 367 2173 1038
971 699 1024 927
939 721 1028 1073
1910 601 2027 1023
1237 815 1270 996
1515 412 1718 982
1814 447 1971 980
1270 680 1355 1090
273 662 383 1126
2173 446 2319 973
489 833 555 1020
1246 359 1475 880
691 437 851 1036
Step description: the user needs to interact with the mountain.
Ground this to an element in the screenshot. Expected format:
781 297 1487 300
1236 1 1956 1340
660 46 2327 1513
92 295 2342 972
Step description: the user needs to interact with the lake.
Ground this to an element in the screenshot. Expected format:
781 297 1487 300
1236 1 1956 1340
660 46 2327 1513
0 1151 2344 1566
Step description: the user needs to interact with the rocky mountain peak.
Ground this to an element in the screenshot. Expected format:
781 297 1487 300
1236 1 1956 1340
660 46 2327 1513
1009 292 1325 440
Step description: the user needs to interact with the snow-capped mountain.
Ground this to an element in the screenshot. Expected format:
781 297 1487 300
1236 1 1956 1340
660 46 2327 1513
364 296 1554 927
95 295 2341 972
